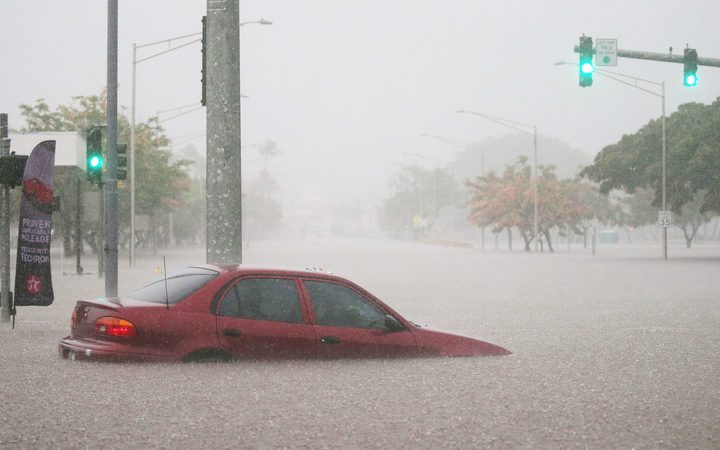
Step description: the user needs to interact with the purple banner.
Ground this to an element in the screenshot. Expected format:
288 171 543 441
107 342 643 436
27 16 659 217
14 140 56 306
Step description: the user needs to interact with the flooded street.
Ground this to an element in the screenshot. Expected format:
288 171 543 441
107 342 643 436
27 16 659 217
1 238 718 448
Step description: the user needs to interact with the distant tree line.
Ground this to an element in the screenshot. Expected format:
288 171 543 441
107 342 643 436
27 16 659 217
380 98 720 250
15 91 284 254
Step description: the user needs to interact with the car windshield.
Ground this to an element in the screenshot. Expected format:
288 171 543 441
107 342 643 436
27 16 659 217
125 267 218 304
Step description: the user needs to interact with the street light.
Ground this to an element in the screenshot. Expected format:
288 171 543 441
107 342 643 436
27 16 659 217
554 60 668 260
457 110 540 252
240 18 273 26
129 19 272 265
130 32 201 265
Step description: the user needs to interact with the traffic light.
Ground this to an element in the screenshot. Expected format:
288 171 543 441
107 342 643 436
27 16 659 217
86 126 103 185
117 144 128 181
577 36 594 87
683 47 698 87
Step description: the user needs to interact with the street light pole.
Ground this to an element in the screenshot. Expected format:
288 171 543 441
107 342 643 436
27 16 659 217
457 110 540 252
661 81 667 260
554 61 668 259
130 32 201 266
129 19 272 265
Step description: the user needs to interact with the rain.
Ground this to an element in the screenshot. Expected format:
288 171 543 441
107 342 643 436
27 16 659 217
1 1 719 448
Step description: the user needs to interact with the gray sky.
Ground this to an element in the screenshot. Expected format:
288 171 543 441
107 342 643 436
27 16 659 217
2 0 720 209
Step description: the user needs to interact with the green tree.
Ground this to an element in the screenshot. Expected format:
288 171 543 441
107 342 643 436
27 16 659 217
582 98 720 216
18 92 193 251
380 164 453 238
674 190 714 248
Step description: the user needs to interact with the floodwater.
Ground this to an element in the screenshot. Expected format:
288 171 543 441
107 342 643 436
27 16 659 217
1 238 718 448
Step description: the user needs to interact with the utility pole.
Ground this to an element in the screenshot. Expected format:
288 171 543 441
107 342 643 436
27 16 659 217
0 114 10 322
206 0 242 264
105 0 119 296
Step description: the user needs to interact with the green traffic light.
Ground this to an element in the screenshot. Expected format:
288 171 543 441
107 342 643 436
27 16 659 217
580 62 594 74
89 155 103 169
684 73 697 87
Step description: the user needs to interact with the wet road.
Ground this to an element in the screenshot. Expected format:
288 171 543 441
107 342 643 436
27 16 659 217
1 238 719 449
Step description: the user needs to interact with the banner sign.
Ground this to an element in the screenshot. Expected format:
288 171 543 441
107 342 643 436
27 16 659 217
14 140 56 306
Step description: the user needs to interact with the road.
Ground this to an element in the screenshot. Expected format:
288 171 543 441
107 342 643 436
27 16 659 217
1 238 718 449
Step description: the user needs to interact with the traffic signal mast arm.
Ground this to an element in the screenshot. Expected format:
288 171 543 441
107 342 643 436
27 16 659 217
614 48 720 67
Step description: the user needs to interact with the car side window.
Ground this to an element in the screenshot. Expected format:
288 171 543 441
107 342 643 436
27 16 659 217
304 280 387 329
219 278 303 323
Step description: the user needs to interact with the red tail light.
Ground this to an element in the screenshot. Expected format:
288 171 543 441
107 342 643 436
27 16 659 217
71 307 78 330
94 317 136 338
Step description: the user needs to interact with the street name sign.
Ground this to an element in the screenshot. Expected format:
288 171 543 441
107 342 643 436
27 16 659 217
596 39 618 66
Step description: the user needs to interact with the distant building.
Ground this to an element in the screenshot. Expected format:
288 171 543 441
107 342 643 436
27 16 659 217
7 131 86 171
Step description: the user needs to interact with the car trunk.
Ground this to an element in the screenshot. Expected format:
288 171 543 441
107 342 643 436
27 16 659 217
71 299 120 339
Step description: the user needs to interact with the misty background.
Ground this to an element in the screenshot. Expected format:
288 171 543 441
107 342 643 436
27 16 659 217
2 0 720 241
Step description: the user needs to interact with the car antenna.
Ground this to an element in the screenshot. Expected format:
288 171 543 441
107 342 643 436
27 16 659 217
163 256 169 310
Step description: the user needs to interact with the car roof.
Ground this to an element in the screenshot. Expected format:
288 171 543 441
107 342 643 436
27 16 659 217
191 264 346 281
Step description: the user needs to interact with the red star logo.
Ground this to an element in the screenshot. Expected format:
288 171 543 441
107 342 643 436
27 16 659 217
26 274 42 294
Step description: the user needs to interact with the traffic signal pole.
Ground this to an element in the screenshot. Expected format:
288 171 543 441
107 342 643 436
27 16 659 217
105 0 118 297
570 38 720 260
0 114 10 323
615 48 720 67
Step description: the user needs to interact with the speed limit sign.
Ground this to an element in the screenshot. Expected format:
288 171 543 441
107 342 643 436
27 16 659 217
658 211 672 227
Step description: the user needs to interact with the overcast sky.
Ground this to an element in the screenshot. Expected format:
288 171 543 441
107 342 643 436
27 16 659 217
2 0 719 209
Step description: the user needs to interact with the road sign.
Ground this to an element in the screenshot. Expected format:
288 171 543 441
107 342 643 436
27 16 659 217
596 39 618 66
658 210 672 227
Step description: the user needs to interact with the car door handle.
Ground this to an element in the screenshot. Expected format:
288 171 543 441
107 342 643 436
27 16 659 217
320 336 340 345
223 329 242 337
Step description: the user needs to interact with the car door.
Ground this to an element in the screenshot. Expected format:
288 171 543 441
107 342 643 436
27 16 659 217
301 278 417 358
215 276 316 359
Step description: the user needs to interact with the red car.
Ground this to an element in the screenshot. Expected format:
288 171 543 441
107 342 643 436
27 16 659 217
59 265 510 361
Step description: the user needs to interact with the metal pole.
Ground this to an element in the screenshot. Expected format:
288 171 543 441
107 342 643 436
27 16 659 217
130 44 136 266
481 148 485 250
75 178 82 274
533 126 539 252
105 0 118 296
206 0 242 264
449 162 455 239
0 114 10 323
616 48 720 67
662 81 667 260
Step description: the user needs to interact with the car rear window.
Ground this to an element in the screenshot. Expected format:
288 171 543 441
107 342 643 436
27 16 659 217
126 267 218 304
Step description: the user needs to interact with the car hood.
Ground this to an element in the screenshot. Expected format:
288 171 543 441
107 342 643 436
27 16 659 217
412 326 511 357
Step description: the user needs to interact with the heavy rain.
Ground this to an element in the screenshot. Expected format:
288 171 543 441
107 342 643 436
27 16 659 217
1 1 719 448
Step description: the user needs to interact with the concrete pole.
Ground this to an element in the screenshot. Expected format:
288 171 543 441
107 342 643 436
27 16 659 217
0 114 10 323
206 0 242 264
105 0 119 296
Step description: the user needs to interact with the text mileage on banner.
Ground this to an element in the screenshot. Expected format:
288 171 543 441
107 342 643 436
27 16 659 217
14 140 56 307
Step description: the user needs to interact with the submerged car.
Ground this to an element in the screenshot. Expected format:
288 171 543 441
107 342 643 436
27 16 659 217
59 265 510 361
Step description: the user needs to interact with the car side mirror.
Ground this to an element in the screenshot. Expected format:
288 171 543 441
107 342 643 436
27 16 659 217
384 315 405 332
